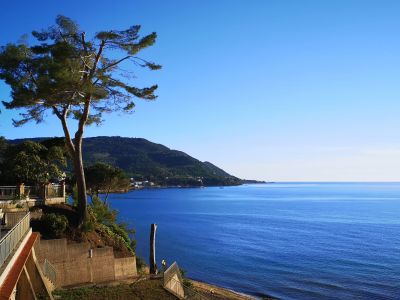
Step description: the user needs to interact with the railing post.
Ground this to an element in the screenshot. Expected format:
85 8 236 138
61 181 66 199
41 183 49 201
18 183 25 200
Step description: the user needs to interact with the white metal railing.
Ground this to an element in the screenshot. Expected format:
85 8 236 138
3 212 28 229
24 186 40 198
43 259 57 286
0 212 30 267
0 184 65 201
46 184 63 198
0 186 17 200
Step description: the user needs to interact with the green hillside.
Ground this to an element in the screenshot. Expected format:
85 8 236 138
82 136 241 186
9 136 242 186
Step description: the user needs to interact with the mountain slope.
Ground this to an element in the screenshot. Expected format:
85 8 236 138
9 136 242 186
82 136 241 186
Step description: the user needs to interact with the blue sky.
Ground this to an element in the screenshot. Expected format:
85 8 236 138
1 0 400 181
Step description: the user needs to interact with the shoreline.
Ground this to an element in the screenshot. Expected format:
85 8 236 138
190 279 257 299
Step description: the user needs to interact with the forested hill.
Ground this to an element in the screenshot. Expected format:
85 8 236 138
9 136 243 186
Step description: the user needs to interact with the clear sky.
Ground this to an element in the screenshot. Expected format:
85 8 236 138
1 0 400 181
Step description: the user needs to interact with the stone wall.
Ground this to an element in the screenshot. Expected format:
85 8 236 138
34 237 137 287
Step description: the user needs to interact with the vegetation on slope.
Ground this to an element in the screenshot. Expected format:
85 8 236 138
8 136 243 186
53 279 177 300
82 136 241 186
31 201 136 258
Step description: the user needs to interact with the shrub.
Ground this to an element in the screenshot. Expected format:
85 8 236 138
91 195 117 225
41 213 68 238
81 207 96 232
96 223 135 255
89 195 137 253
179 268 193 287
136 256 147 271
71 184 78 207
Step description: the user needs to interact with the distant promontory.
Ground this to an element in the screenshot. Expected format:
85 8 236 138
9 136 264 187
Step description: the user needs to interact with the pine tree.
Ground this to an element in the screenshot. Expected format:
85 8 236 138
0 15 161 225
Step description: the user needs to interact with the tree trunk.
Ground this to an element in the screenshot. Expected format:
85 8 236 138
149 223 158 274
53 105 89 227
72 143 88 227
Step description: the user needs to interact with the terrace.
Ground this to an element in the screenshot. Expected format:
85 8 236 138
0 183 66 209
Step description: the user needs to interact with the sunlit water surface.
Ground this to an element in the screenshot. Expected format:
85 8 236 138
108 183 400 300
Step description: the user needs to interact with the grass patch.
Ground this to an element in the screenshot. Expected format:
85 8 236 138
53 279 177 300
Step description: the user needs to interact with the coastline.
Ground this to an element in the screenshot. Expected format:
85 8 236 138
190 279 258 300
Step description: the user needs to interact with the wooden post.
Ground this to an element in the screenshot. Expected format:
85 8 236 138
149 223 158 274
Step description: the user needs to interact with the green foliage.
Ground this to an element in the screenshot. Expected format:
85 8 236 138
0 140 66 185
41 213 68 238
80 136 241 186
88 194 136 253
81 208 96 232
85 163 130 202
179 268 193 287
179 267 187 278
136 256 147 271
0 16 160 225
183 278 193 288
96 223 135 255
90 195 117 225
0 15 160 127
71 184 78 207
53 280 177 300
0 137 7 163
6 136 242 187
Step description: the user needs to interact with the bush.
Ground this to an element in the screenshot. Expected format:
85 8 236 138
89 195 137 253
81 207 96 232
136 256 147 272
179 268 193 287
71 184 78 207
41 213 68 238
15 203 24 209
91 195 116 225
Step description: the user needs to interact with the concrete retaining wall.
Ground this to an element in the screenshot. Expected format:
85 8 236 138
34 238 137 287
115 256 137 280
44 197 65 205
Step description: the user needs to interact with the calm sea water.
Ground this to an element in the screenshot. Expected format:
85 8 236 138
108 183 400 300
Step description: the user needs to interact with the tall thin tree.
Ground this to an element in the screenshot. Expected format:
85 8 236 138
0 15 161 225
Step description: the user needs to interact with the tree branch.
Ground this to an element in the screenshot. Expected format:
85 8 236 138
80 32 91 80
81 32 88 55
102 56 131 72
90 40 106 79
52 105 75 155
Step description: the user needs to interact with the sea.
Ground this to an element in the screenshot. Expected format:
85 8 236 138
107 182 400 300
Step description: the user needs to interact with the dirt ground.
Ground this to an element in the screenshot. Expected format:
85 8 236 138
190 280 256 300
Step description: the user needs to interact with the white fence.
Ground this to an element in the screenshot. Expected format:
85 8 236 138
0 212 30 267
45 184 64 199
43 258 57 286
0 184 65 201
0 186 17 200
24 186 40 198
